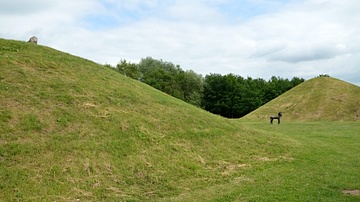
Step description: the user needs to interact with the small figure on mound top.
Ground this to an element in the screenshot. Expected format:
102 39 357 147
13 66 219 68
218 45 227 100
270 112 282 124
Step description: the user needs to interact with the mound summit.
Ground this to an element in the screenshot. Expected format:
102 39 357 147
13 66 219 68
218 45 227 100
244 76 360 121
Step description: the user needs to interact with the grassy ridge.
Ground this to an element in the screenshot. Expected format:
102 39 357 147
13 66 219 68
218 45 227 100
1 38 359 201
244 77 360 121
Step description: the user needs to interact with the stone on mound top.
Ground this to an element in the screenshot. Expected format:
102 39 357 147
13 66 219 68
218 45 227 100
28 36 38 44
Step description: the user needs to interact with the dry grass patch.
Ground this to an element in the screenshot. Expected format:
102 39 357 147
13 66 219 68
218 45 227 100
342 190 360 196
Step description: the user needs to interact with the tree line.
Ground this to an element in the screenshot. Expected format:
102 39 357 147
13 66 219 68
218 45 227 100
105 57 304 118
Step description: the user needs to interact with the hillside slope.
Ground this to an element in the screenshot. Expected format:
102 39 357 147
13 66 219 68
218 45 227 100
244 77 360 121
0 39 293 201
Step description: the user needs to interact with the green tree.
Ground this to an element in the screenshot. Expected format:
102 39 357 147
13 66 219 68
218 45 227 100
138 57 184 100
116 59 141 80
113 57 206 107
112 57 305 117
239 77 266 115
202 74 244 118
202 74 304 118
202 74 226 115
180 70 204 106
290 77 305 86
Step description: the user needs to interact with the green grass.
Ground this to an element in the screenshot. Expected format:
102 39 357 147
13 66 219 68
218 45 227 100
1 38 360 201
234 121 360 201
158 121 360 202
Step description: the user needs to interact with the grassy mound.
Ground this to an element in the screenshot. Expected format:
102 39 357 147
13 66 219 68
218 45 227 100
244 77 360 121
0 39 293 201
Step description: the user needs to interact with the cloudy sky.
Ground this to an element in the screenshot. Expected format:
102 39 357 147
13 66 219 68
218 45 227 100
1 0 360 85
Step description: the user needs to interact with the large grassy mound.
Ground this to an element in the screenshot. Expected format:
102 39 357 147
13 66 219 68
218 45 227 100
244 77 360 121
0 39 293 201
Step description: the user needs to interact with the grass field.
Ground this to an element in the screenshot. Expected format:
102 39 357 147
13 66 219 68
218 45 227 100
159 121 360 201
1 38 360 201
238 121 360 201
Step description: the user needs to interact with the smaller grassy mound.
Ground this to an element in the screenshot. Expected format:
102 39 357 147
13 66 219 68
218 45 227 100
244 77 360 121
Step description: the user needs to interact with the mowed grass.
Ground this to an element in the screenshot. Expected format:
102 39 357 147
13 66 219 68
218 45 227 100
162 121 360 201
1 38 360 201
248 121 360 201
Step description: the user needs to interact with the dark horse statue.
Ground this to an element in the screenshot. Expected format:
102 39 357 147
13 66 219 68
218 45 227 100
270 112 282 124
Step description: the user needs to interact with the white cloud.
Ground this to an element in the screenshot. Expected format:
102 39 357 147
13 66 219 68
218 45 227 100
0 0 52 15
1 0 360 85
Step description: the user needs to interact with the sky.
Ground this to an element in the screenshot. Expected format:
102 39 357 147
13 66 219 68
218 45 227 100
1 0 360 86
